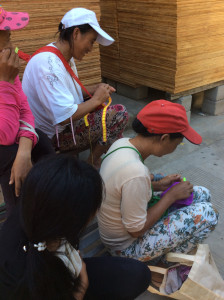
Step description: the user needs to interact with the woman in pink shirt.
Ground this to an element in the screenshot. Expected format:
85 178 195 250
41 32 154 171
0 6 54 217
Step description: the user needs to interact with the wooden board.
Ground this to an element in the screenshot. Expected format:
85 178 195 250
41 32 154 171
100 0 224 95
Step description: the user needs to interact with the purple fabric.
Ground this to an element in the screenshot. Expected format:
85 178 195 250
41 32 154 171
177 265 191 282
161 182 193 208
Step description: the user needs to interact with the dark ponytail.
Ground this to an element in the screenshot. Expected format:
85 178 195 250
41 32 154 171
16 154 103 299
16 248 76 300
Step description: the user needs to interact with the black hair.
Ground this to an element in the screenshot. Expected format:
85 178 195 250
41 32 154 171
58 22 93 48
17 154 103 300
132 118 183 140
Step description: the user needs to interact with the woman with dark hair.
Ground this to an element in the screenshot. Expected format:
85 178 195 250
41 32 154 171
0 5 55 217
0 154 151 300
22 7 128 169
97 100 218 263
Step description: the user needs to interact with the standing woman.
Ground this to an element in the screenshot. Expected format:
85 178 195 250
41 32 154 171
22 8 128 168
0 155 151 300
0 6 55 217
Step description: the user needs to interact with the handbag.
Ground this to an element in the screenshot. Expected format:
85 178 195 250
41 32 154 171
148 244 224 300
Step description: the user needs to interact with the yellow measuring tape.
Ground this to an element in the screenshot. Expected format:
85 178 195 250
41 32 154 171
84 96 112 142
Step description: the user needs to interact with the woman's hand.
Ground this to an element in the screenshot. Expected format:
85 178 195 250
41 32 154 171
9 137 33 197
152 174 181 191
73 261 89 300
0 47 19 83
9 151 32 197
63 84 115 124
92 83 115 105
166 181 193 203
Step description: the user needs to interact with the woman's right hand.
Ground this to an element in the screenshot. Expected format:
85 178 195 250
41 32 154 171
73 261 89 300
165 181 193 203
92 83 112 105
0 47 19 83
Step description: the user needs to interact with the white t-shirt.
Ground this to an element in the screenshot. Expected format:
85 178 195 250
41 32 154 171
22 43 84 138
97 138 152 251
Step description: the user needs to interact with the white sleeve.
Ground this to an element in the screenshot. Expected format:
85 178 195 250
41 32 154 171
121 176 152 233
38 73 78 125
33 54 81 126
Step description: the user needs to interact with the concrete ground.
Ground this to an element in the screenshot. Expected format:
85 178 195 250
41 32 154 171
111 93 224 299
0 92 223 299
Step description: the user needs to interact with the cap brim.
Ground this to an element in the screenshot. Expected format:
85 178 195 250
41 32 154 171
0 11 29 31
90 24 114 46
182 125 202 145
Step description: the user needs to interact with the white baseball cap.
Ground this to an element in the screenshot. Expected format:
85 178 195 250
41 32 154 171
61 7 114 46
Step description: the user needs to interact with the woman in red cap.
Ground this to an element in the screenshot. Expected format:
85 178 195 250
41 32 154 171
0 5 54 217
97 100 218 265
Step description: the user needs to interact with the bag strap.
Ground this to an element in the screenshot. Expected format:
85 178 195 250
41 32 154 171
31 46 93 98
148 265 167 274
166 252 195 264
147 266 167 296
102 146 144 163
147 285 164 295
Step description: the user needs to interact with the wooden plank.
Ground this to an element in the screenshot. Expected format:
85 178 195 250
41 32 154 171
100 0 224 94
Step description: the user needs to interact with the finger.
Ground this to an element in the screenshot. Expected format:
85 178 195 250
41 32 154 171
15 177 22 197
8 48 17 64
173 174 181 181
109 86 116 93
9 171 15 185
0 48 11 61
15 52 20 66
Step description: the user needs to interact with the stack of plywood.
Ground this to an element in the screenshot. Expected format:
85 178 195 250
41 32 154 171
100 0 224 95
175 0 224 93
100 0 122 84
4 1 102 85
100 0 177 91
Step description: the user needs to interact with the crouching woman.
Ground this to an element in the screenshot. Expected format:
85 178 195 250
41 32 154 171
0 155 151 300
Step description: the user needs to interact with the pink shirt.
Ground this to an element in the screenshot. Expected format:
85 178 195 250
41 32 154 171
0 76 37 147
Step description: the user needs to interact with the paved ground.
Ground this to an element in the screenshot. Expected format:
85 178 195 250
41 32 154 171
0 92 223 299
111 93 224 299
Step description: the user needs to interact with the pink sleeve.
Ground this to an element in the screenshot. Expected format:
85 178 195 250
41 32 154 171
0 76 37 147
0 80 20 145
15 78 38 147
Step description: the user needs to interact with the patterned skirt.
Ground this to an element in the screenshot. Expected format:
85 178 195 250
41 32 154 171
112 186 219 263
52 104 129 153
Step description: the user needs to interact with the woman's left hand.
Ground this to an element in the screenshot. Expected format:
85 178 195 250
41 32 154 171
9 151 32 197
152 174 182 191
9 137 33 197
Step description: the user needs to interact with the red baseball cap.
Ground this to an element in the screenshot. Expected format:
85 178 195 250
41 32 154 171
0 5 29 31
137 100 202 145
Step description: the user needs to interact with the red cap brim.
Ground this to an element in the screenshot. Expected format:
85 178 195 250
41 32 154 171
182 125 202 145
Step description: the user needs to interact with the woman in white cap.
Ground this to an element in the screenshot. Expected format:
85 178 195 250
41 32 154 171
22 8 128 168
97 100 218 265
0 5 54 218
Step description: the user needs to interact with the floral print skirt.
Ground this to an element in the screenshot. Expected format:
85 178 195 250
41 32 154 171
112 186 219 262
52 104 129 153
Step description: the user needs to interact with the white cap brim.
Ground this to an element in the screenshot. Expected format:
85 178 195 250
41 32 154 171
90 24 114 46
